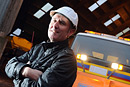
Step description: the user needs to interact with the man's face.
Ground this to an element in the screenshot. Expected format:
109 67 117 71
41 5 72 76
48 13 74 42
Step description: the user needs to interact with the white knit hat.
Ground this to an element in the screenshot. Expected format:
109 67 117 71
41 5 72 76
50 6 78 29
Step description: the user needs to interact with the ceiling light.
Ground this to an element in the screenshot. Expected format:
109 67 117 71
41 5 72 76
34 10 45 19
10 34 14 36
116 32 123 37
104 19 112 26
97 0 107 6
88 3 99 12
116 27 130 37
123 27 130 34
111 14 120 21
12 28 22 36
41 3 53 12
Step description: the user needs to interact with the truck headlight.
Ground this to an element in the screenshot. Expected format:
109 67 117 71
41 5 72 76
111 63 123 70
76 54 87 61
81 54 87 61
118 64 123 70
111 63 118 69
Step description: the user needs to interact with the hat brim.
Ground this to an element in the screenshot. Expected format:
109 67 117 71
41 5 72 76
50 10 57 17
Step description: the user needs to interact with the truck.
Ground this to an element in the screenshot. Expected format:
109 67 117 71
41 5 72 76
71 31 130 87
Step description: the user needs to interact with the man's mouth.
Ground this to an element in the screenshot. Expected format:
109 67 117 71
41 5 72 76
52 30 56 33
50 29 59 33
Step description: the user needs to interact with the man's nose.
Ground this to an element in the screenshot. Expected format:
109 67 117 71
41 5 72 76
53 22 59 29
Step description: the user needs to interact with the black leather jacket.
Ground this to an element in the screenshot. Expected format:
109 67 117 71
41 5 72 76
5 39 77 87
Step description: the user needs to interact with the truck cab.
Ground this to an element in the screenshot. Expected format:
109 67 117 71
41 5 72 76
72 31 130 87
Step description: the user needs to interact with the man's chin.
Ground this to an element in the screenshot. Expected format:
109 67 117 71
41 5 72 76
49 37 58 42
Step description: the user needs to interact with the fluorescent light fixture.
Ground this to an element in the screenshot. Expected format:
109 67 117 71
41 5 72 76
10 34 14 36
88 3 99 12
104 19 112 26
41 3 53 12
112 14 120 21
97 0 107 6
116 27 130 37
123 27 130 34
34 10 45 19
116 32 123 37
13 28 22 36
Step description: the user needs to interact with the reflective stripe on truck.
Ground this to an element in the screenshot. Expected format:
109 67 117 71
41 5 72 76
77 60 130 85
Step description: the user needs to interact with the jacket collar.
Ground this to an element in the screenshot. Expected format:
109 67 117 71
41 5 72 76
42 39 69 51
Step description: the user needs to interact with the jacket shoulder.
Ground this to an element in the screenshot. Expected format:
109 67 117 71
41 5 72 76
59 47 75 56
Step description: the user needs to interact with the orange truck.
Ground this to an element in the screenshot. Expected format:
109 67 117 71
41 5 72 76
72 31 130 87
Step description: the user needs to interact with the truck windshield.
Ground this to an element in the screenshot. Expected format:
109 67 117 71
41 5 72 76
71 33 130 66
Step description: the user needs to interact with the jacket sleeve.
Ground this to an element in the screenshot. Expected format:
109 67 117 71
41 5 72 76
5 46 35 79
21 49 77 87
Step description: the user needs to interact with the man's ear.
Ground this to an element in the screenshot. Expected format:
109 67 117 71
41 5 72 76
67 29 76 38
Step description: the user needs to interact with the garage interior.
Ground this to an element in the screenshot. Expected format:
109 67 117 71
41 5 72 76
0 0 130 86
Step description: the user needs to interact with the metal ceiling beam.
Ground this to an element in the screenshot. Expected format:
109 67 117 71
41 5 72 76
96 0 130 24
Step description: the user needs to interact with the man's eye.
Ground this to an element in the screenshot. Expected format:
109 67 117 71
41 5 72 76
60 21 65 25
51 18 56 22
53 19 56 22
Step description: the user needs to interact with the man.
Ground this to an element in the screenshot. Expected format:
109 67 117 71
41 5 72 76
5 6 78 87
